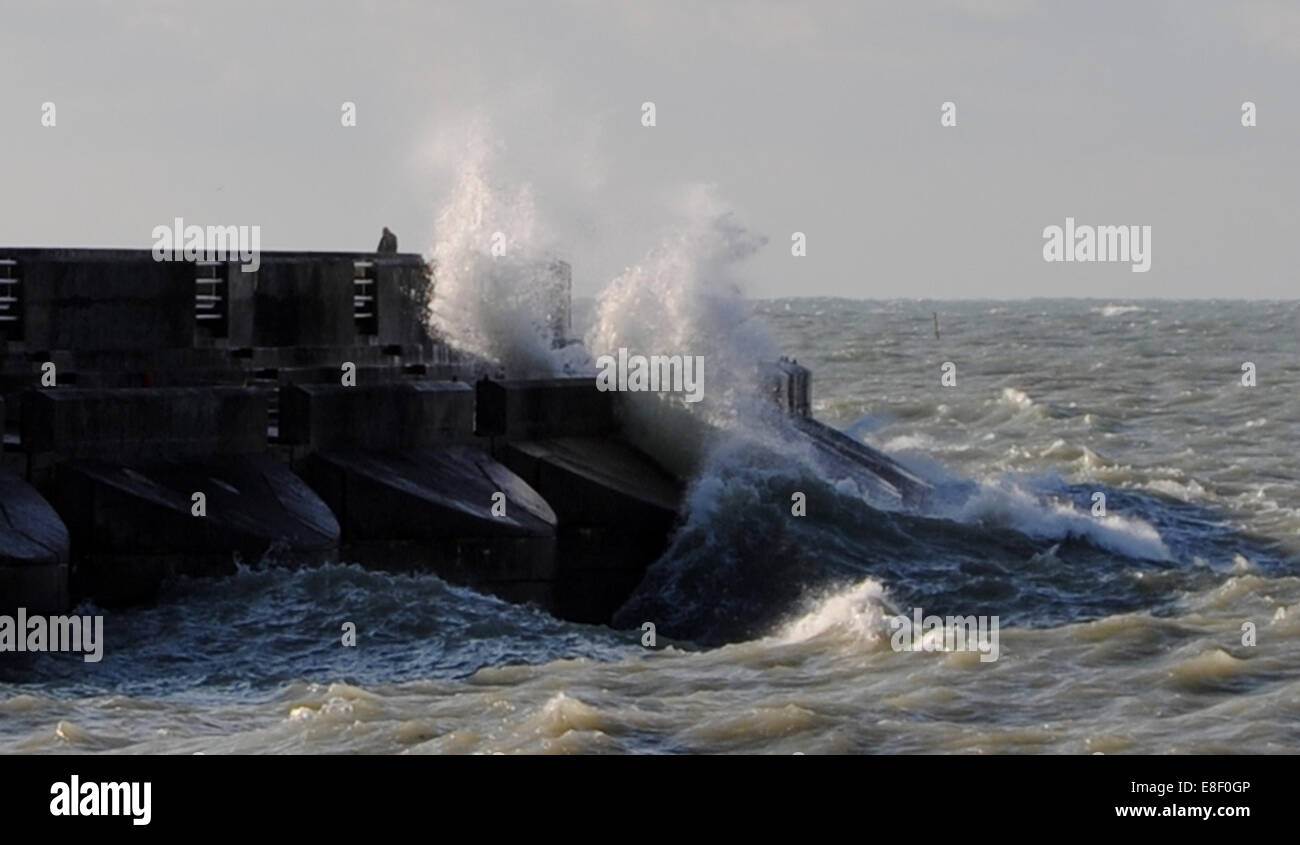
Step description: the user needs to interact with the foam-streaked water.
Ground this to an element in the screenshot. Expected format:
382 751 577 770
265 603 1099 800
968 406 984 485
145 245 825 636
3 298 1299 753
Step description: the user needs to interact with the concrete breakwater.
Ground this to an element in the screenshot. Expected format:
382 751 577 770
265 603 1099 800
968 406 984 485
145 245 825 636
0 248 682 623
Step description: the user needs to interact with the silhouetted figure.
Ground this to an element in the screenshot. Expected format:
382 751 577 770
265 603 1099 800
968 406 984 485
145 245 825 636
377 227 397 254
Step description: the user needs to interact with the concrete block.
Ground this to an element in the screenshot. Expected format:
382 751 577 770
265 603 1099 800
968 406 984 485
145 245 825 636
22 387 267 460
52 455 339 605
500 436 682 623
501 436 679 531
280 380 473 450
301 446 555 541
297 446 558 590
0 470 70 613
475 378 615 440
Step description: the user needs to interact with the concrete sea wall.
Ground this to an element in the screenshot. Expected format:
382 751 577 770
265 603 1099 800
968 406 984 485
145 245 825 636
0 249 683 623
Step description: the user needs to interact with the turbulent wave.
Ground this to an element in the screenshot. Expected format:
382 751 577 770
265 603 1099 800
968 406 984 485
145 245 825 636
0 563 630 698
774 579 895 647
612 393 1289 645
935 476 1171 561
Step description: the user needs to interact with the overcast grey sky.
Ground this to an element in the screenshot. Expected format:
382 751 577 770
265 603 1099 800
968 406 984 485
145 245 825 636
1 0 1297 298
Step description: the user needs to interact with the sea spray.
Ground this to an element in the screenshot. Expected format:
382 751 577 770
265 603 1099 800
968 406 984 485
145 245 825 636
586 191 781 474
588 195 775 420
424 130 580 377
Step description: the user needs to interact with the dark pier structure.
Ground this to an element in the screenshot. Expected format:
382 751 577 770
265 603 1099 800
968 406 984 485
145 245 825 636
0 248 681 623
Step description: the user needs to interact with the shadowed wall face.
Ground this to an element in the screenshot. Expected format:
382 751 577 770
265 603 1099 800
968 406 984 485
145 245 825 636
21 255 194 351
2 250 436 355
22 387 268 461
248 258 356 348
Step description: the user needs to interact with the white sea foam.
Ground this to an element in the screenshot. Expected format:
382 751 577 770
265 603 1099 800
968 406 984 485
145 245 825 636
1000 387 1034 408
945 477 1172 561
775 579 894 646
1094 304 1145 317
1144 477 1208 503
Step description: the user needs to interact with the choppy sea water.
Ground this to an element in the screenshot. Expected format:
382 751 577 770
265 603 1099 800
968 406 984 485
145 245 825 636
3 299 1298 754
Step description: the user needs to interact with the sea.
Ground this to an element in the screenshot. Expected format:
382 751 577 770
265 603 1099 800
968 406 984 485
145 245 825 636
3 297 1297 754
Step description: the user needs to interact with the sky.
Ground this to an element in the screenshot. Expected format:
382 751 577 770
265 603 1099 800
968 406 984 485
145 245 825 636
1 0 1297 298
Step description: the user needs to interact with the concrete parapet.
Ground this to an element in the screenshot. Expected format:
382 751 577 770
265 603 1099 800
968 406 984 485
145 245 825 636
0 248 435 357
